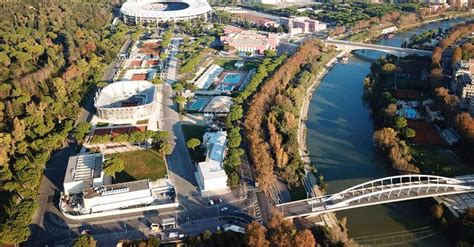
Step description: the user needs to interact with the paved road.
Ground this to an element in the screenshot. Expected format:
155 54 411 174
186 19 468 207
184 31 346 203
160 83 201 209
165 38 180 84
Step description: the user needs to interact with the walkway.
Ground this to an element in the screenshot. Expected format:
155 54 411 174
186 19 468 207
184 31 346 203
277 175 474 219
325 39 434 56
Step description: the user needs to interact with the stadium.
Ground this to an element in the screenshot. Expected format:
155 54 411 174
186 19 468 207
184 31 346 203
94 80 158 122
121 0 212 25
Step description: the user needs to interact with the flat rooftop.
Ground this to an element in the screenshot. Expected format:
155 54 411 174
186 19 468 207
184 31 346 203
83 179 150 199
203 96 233 113
198 160 227 180
64 153 103 184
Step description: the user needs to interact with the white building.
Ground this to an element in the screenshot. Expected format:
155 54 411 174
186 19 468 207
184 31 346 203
94 80 158 123
121 0 212 25
453 60 474 115
194 65 224 90
195 131 229 194
196 160 229 193
83 180 154 213
63 153 106 196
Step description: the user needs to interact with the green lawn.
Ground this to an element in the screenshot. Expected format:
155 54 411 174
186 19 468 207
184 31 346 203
411 145 474 176
213 58 259 71
110 149 167 183
181 124 207 163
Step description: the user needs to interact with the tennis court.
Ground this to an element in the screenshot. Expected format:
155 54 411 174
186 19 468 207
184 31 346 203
222 72 244 85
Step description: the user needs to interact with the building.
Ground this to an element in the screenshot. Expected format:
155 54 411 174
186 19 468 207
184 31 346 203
221 27 279 54
195 131 229 194
63 153 106 196
61 152 177 217
281 16 327 35
194 65 224 89
94 80 158 123
453 60 474 115
202 96 233 114
121 0 212 25
454 73 474 113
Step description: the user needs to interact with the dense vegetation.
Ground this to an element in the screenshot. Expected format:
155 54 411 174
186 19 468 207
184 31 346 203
243 40 335 192
0 0 135 243
364 22 474 174
429 23 474 162
364 56 422 173
245 212 315 247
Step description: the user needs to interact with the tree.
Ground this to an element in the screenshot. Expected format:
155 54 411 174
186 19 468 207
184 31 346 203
404 128 416 138
187 138 201 152
429 68 443 89
373 127 398 149
382 63 397 74
73 122 92 143
455 112 474 143
246 221 269 247
175 96 187 112
452 47 462 66
394 116 407 130
73 234 97 247
293 229 316 247
172 82 184 93
267 211 295 247
227 127 242 148
103 157 124 178
227 172 240 187
151 76 163 85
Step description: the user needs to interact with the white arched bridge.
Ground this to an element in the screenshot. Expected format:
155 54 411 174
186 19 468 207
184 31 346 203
277 175 474 219
325 39 433 57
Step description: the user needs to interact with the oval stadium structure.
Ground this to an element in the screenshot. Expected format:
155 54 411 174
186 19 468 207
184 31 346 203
94 80 157 122
121 0 212 25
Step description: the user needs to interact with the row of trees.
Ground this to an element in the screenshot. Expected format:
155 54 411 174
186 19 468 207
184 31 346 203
223 53 287 190
243 40 326 192
0 1 135 242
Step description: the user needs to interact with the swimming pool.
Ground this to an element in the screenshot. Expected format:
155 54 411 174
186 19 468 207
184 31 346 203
222 72 244 85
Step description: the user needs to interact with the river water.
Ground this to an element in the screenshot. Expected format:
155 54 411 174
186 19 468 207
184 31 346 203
306 18 471 246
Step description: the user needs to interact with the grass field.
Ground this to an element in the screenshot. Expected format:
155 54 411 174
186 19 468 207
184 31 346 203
181 124 207 163
411 145 474 176
110 149 167 183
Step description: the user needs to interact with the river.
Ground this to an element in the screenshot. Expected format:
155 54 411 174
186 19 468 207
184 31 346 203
306 17 471 246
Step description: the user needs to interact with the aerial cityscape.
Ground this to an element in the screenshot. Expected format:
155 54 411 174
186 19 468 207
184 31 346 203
0 0 473 246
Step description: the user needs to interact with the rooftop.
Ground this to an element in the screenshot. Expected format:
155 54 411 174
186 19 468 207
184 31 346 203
204 131 227 163
83 179 150 199
202 96 233 113
197 160 227 180
64 153 103 185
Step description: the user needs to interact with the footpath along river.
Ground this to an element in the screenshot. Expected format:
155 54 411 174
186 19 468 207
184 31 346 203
306 17 472 246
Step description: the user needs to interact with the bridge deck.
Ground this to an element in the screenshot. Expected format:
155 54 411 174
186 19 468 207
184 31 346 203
277 176 474 219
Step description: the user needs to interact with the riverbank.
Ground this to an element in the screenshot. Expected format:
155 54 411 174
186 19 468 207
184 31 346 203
297 51 345 163
296 50 358 245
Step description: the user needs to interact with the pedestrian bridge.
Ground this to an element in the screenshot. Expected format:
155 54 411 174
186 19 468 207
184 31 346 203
325 39 433 57
277 175 474 219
